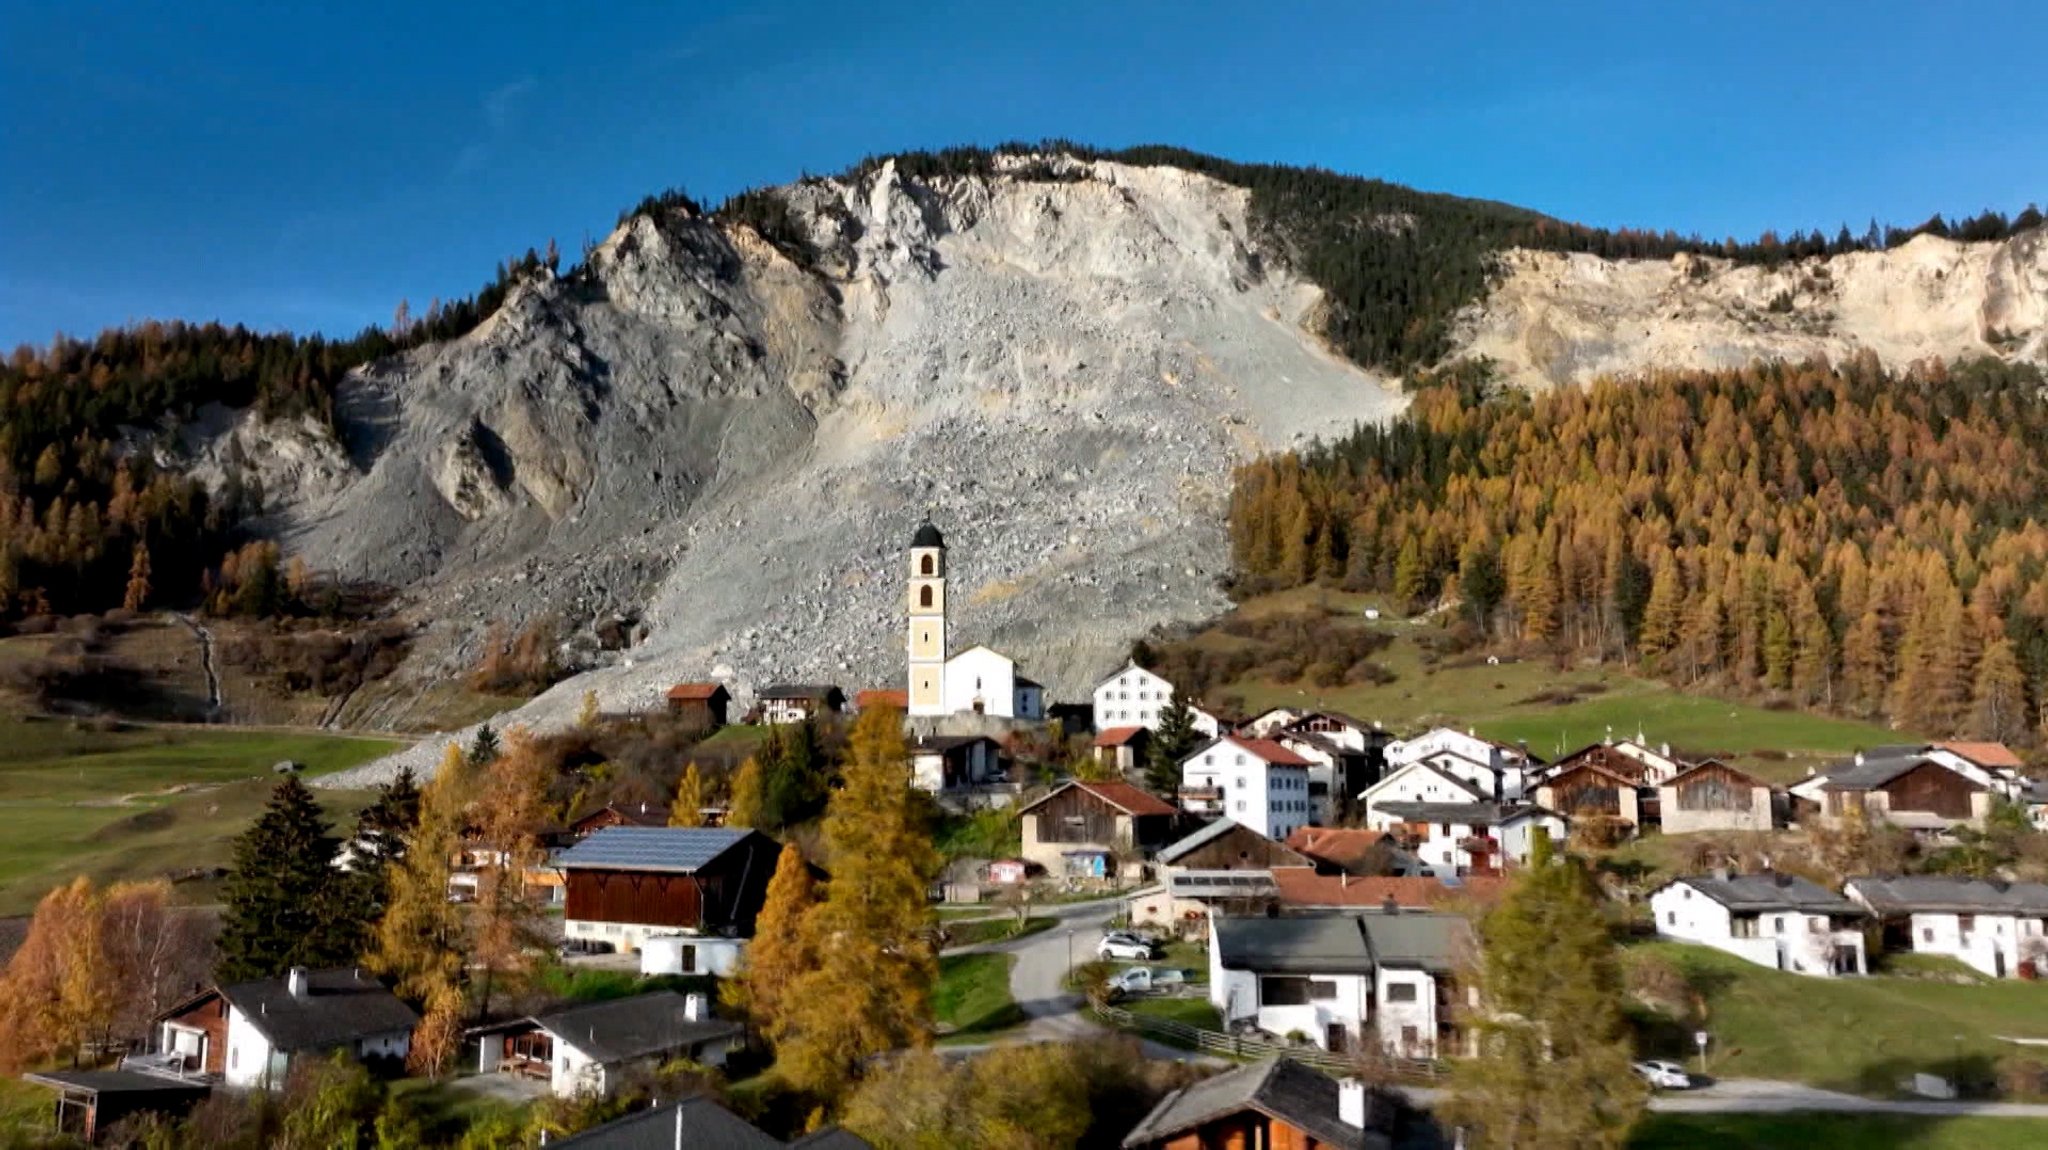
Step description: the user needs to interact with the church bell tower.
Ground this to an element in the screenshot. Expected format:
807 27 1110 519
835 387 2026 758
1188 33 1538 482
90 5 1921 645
907 520 948 716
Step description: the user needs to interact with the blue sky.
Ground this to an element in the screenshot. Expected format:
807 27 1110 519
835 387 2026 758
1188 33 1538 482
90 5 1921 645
4 1 2044 347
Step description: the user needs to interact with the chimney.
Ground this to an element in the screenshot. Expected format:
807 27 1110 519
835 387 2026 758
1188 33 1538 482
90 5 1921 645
1338 1078 1368 1129
1854 752 1866 766
286 967 309 1000
1381 894 1397 914
684 993 710 1022
1711 865 1730 883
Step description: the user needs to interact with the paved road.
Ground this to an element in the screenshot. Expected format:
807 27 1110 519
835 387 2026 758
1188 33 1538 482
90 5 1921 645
943 897 1213 1062
1399 1077 2048 1117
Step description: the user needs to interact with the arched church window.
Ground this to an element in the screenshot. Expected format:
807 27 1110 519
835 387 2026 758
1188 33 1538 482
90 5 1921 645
921 555 935 576
919 586 933 608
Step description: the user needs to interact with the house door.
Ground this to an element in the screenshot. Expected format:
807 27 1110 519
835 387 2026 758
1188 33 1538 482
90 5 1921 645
1996 949 2007 979
680 944 696 974
1326 1024 1348 1053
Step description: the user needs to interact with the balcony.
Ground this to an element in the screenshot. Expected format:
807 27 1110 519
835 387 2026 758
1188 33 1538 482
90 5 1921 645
1179 786 1224 804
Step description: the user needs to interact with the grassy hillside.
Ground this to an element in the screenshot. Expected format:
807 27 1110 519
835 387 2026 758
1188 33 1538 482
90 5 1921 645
1631 1114 2048 1150
1168 589 1902 784
1626 942 2048 1095
0 714 401 914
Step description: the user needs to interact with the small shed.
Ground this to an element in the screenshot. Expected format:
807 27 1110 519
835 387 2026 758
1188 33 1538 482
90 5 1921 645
664 683 730 728
22 1071 211 1144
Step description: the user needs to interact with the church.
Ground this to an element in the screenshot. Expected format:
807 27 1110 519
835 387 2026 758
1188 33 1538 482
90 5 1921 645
906 521 1046 721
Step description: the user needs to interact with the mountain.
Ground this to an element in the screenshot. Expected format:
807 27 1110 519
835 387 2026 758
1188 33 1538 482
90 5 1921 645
10 148 2041 784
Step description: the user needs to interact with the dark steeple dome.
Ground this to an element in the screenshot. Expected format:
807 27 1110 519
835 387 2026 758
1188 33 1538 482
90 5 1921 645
912 520 946 549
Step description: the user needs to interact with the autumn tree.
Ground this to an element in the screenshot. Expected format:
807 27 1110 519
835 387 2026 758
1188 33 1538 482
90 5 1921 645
669 763 707 827
723 841 818 1035
0 878 111 1070
470 727 553 1015
1444 833 1646 1149
122 542 151 611
728 756 768 829
407 982 466 1079
373 744 468 1002
1968 638 2029 744
774 708 941 1100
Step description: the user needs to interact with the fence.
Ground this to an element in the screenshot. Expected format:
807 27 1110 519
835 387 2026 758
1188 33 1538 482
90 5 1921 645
1092 1005 1445 1082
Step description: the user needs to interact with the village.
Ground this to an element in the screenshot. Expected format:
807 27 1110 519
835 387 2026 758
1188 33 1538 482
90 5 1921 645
12 521 2048 1150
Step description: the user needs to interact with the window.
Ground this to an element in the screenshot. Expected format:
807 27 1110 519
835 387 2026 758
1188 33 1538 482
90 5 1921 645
1666 911 1676 926
1259 977 1335 1005
1400 1025 1420 1050
1235 800 1246 812
1922 927 1934 942
1385 982 1418 1003
230 1047 238 1070
919 585 933 608
1960 914 1977 932
1774 916 1786 935
681 944 696 974
921 555 934 575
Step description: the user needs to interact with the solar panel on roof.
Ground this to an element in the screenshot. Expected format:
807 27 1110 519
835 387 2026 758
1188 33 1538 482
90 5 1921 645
555 826 750 873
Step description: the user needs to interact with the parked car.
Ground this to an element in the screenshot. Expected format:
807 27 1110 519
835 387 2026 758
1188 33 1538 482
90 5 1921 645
1106 967 1188 994
1632 1060 1693 1090
1097 936 1161 961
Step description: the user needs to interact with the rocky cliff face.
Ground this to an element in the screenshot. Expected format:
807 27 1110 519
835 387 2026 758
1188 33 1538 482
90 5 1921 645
263 154 2045 786
1460 228 2048 390
291 157 1400 780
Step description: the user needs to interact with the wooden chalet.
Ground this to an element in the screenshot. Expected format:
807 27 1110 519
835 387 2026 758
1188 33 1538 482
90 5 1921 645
555 826 785 953
664 682 730 728
1533 760 1644 838
1121 1057 1390 1150
758 684 845 725
1018 780 1181 880
1159 818 1314 872
569 802 672 838
1817 753 1993 828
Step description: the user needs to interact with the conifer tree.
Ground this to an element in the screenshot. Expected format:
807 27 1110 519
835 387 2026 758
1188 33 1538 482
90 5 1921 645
216 775 357 981
1763 608 1795 690
1392 536 1429 609
1444 833 1646 1148
472 728 551 1015
723 842 817 1036
669 764 707 827
775 708 940 1100
1460 539 1506 634
1144 693 1201 796
1967 638 2029 744
348 766 423 920
373 745 467 1002
1637 558 1684 666
122 542 151 612
468 723 500 767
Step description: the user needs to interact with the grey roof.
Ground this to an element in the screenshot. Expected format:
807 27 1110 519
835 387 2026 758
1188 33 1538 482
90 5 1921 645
1665 872 1863 915
1847 875 2048 916
534 992 743 1064
1371 801 1545 825
758 684 843 702
1122 1057 1385 1150
790 1131 874 1150
555 826 750 873
912 521 946 549
21 1070 213 1098
216 967 419 1052
1213 911 1470 976
1158 819 1252 864
1819 754 1956 792
551 1097 785 1150
1169 870 1280 899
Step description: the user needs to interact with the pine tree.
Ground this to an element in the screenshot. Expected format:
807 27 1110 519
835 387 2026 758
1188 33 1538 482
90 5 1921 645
669 764 707 827
1460 539 1506 634
776 708 940 1100
1392 535 1429 609
1637 557 1684 665
1144 692 1201 796
1763 608 1795 690
216 775 357 981
728 756 768 829
723 842 817 1037
1443 836 1646 1148
349 767 423 919
467 724 500 767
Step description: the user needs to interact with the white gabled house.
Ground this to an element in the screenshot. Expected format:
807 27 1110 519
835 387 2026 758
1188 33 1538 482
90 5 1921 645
1845 875 2048 979
471 990 742 1098
1360 801 1565 877
1181 736 1316 840
1649 871 1867 977
153 967 417 1090
1380 728 1534 803
1361 760 1493 810
1208 910 1471 1057
1092 661 1178 730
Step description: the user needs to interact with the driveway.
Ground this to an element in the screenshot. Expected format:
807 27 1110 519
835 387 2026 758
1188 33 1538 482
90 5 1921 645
944 897 1215 1062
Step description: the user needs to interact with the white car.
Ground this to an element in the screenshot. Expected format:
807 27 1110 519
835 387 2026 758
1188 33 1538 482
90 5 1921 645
1632 1060 1693 1090
1097 936 1160 961
1106 966 1189 993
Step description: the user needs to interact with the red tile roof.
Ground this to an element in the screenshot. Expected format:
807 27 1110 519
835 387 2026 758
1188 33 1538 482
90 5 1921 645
1284 826 1395 872
1092 726 1147 748
1940 741 2024 770
856 689 909 711
1221 736 1311 767
666 682 726 701
1269 869 1506 909
1073 780 1180 817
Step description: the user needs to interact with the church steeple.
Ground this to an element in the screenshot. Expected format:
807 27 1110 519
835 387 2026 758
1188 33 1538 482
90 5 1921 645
907 520 948 716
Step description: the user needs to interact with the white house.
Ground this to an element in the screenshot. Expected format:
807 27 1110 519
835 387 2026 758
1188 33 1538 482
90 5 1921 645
1093 662 1179 730
472 991 742 1098
155 967 417 1091
638 935 747 978
1845 875 2048 979
1360 760 1491 811
1181 736 1316 840
1209 910 1470 1056
1384 728 1535 801
757 684 845 725
1274 731 1365 825
1649 872 1867 977
1360 801 1565 876
909 733 1006 793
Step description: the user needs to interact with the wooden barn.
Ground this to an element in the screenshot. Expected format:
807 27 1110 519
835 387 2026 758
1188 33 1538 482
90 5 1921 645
1534 761 1643 838
1658 760 1778 833
1817 754 1993 829
1017 780 1180 880
663 683 730 728
555 827 784 954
